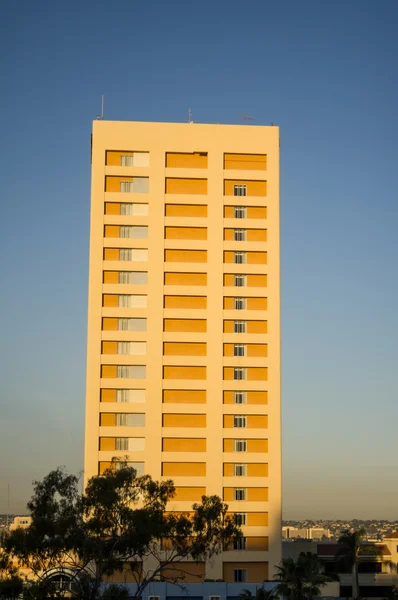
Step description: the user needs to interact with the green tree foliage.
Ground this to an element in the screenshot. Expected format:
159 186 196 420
5 465 241 600
274 553 333 600
0 550 24 600
240 586 277 600
336 528 382 599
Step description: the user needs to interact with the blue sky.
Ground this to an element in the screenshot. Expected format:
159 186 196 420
0 0 397 518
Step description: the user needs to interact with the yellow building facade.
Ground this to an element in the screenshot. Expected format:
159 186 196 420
85 120 281 583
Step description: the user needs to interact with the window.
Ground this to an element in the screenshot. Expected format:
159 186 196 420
234 297 246 310
234 536 247 550
118 318 147 331
234 321 246 333
118 295 147 308
120 181 133 193
234 206 246 219
120 203 149 216
234 184 247 197
234 344 245 357
118 272 148 284
234 391 247 405
132 177 149 193
116 365 146 379
234 274 246 287
234 569 247 583
119 226 148 239
234 488 247 501
234 229 246 241
115 438 128 451
116 414 145 427
234 439 247 452
116 389 146 403
234 251 246 264
233 368 246 381
235 512 247 525
234 415 247 428
115 461 144 475
121 155 134 166
234 463 247 476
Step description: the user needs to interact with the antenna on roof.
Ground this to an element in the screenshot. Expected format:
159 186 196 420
237 114 255 122
188 108 193 123
96 95 104 120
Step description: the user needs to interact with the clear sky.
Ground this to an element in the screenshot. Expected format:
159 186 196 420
0 0 397 519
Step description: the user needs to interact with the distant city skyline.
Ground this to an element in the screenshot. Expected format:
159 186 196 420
0 0 397 517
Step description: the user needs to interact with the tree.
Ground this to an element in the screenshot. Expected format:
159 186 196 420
336 528 381 599
0 550 24 600
274 553 333 600
5 465 241 600
240 587 277 600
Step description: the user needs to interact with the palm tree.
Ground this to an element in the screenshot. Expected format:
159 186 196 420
336 528 381 599
240 588 277 600
274 553 332 600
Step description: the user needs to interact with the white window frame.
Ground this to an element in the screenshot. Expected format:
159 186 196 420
234 488 247 501
234 297 246 310
234 439 247 452
234 463 247 476
233 536 247 550
234 391 247 405
234 568 247 583
234 184 247 197
234 229 246 241
234 251 246 264
234 368 246 381
234 206 247 219
120 181 133 193
234 415 247 428
115 437 128 451
234 274 246 287
121 155 134 166
235 512 247 525
234 344 246 357
234 320 246 334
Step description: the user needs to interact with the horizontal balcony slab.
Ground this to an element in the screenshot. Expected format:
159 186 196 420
103 238 148 249
223 218 267 227
164 216 208 227
102 284 148 294
223 264 268 275
222 357 268 367
223 169 267 180
162 332 207 343
163 263 208 273
101 308 148 318
222 381 269 391
100 355 148 365
164 239 208 250
222 429 268 439
100 403 147 412
161 427 207 437
100 378 148 387
98 450 146 460
162 356 207 366
162 380 208 390
104 166 150 176
99 426 146 436
103 215 148 225
161 452 206 461
104 192 149 201
101 331 147 341
164 193 208 203
223 453 269 462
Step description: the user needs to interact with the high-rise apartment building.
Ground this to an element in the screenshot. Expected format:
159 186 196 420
85 120 281 583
